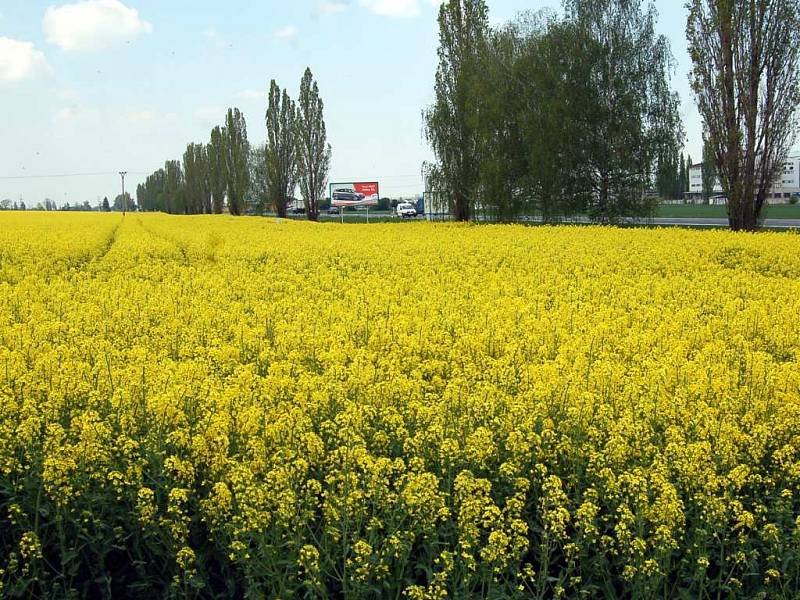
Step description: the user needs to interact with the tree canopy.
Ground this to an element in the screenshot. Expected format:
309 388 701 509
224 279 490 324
425 0 684 222
687 0 800 230
296 68 332 222
266 80 299 219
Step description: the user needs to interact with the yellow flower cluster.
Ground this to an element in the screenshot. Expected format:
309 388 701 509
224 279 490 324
0 212 799 598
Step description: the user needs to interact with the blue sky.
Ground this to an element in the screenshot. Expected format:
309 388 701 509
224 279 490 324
1 0 703 207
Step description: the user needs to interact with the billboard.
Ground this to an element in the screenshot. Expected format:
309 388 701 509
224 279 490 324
329 182 380 207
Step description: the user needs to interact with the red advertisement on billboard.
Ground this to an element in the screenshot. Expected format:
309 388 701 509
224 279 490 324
330 182 380 207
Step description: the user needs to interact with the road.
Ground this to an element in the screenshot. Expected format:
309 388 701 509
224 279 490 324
647 217 800 229
314 213 800 229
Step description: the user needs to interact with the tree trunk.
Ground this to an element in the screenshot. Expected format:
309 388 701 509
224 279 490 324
599 172 610 220
454 191 470 221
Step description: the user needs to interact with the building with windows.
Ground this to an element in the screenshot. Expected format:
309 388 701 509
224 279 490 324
686 155 800 204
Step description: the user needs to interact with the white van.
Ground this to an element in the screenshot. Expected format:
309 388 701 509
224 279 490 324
396 202 417 218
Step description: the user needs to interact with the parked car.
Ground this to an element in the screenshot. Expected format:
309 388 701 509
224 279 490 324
290 206 306 214
396 202 417 218
332 188 364 202
328 206 340 215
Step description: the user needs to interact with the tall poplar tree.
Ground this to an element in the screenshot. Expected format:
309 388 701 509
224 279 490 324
686 154 693 197
183 143 210 214
701 136 716 204
208 126 227 214
164 160 184 214
678 152 686 198
223 108 250 216
247 143 270 215
266 80 299 219
687 0 800 230
296 68 332 222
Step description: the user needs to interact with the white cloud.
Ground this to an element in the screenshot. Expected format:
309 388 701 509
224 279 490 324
359 0 419 18
358 0 441 17
123 109 155 123
274 25 299 40
201 26 232 50
58 87 80 100
43 0 153 51
236 89 266 100
0 37 49 82
54 104 166 127
319 1 348 14
194 106 223 123
53 104 101 124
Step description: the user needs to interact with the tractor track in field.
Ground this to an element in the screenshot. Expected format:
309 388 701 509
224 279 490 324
53 218 123 278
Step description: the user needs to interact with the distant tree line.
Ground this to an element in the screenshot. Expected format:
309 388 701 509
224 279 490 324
0 200 25 210
0 198 120 212
424 0 684 223
137 68 331 221
136 113 245 215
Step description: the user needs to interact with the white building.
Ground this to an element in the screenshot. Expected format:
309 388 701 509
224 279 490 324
687 155 800 204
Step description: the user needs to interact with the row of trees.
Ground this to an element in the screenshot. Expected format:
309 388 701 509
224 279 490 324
137 68 331 220
0 198 125 211
670 142 719 205
137 109 247 215
424 0 684 222
656 152 698 201
666 147 719 205
0 200 28 211
425 0 799 230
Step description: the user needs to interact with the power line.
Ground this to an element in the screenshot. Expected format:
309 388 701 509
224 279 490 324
373 184 423 189
0 171 148 180
2 171 419 181
330 174 422 180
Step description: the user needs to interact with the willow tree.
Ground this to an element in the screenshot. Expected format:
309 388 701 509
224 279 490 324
266 80 298 219
562 0 683 221
509 13 602 219
223 108 250 216
471 18 531 221
296 68 331 222
687 0 800 230
424 0 489 221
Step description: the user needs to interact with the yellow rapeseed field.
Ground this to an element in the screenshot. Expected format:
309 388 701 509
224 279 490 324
1 212 799 598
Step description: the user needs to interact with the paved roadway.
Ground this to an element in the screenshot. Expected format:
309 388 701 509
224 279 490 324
315 213 800 229
647 217 800 229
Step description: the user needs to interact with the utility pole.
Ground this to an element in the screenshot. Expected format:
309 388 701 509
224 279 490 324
119 171 127 215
